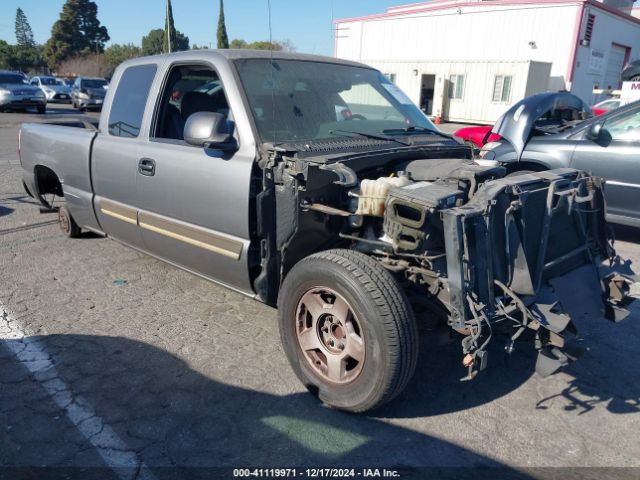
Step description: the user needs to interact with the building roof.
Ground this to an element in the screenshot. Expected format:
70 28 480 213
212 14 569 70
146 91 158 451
335 0 640 26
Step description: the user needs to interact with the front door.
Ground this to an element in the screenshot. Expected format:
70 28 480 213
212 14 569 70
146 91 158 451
134 61 256 293
570 104 640 225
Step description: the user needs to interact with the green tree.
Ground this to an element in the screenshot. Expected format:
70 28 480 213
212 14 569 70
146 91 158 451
43 0 109 69
217 0 229 49
0 41 15 70
12 8 41 72
142 28 189 56
105 43 142 71
229 39 247 49
15 8 35 48
228 39 294 51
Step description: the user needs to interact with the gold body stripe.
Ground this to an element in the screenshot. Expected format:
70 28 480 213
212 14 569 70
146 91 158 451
100 208 138 225
99 200 243 260
138 221 241 260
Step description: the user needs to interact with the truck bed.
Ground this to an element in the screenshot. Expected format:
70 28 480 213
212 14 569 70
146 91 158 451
20 122 100 231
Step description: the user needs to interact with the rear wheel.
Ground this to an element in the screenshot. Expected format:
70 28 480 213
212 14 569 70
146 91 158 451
629 74 640 82
278 249 418 412
58 206 81 238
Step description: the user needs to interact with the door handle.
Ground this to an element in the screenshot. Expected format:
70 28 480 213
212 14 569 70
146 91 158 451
138 158 156 176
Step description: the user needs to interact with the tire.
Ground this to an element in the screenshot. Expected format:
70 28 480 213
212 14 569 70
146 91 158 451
37 105 46 114
629 75 640 82
278 249 418 412
58 206 81 238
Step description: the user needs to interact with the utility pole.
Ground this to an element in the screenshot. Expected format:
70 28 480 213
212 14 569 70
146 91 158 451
166 0 172 53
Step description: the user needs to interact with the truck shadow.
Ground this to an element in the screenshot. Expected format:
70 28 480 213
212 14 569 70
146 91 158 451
0 205 14 217
0 334 534 480
379 302 640 419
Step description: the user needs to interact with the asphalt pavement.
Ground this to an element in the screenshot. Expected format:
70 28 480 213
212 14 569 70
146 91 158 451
0 105 639 480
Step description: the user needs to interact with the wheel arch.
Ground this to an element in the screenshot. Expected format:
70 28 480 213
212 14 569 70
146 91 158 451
33 164 63 207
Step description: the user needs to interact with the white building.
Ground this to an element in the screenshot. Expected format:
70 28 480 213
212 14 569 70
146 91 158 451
334 0 640 123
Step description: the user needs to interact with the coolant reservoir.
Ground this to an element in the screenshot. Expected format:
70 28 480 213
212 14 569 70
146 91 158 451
355 174 412 217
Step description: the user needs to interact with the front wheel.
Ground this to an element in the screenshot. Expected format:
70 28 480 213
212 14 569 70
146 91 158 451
37 105 46 114
278 249 418 412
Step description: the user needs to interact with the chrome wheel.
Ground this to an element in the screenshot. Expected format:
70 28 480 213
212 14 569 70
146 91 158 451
295 287 365 384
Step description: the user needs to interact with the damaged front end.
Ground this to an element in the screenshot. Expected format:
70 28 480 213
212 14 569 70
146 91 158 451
439 168 636 379
260 145 636 381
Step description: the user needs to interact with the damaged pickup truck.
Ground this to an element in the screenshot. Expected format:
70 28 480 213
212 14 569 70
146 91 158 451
19 50 636 412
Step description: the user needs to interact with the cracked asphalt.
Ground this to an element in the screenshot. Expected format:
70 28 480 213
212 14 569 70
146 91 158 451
0 105 639 479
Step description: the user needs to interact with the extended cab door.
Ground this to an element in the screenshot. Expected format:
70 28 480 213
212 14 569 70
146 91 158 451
569 104 640 225
133 58 256 294
92 64 158 249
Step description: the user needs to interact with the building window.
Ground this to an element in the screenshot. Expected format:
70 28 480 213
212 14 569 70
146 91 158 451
584 14 595 44
492 75 512 102
448 74 465 99
383 73 396 84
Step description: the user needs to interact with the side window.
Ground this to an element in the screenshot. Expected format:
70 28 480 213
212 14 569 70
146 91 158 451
108 64 157 138
152 64 230 141
448 74 465 100
603 108 640 141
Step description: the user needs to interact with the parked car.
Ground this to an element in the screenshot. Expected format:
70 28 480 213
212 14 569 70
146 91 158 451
30 75 72 103
592 98 621 116
454 125 500 148
71 76 108 111
18 51 635 412
480 93 640 227
455 92 592 148
0 70 46 113
621 59 640 82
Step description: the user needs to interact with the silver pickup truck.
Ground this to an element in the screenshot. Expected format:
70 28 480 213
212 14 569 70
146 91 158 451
19 50 636 412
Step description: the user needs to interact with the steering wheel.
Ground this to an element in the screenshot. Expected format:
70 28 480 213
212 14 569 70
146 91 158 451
345 114 367 121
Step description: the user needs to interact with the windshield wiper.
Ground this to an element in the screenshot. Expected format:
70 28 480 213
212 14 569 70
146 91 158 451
382 126 452 139
329 129 410 146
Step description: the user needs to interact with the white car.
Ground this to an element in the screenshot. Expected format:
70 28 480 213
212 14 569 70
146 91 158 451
29 76 72 104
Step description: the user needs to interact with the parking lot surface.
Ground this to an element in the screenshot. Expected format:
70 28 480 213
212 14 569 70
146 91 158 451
1 106 639 479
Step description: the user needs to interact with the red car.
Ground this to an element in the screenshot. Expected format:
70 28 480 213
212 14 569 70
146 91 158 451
454 125 501 148
591 98 621 116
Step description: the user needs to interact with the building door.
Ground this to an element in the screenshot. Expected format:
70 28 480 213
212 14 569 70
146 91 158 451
419 74 435 116
602 44 628 90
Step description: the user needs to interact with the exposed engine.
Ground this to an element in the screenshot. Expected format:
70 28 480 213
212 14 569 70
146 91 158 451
260 150 636 380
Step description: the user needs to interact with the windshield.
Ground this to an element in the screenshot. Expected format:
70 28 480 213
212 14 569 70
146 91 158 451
0 74 27 85
234 59 437 144
41 77 62 86
82 79 108 89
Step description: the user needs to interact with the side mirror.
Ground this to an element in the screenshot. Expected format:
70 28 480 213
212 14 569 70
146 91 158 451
184 111 235 149
586 123 602 141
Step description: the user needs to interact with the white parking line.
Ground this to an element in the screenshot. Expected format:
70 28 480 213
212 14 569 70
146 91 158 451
0 303 157 480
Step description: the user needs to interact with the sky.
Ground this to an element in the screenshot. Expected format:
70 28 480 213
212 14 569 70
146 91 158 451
0 0 416 56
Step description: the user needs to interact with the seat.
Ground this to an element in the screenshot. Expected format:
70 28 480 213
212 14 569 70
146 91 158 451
164 104 184 140
180 91 222 121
